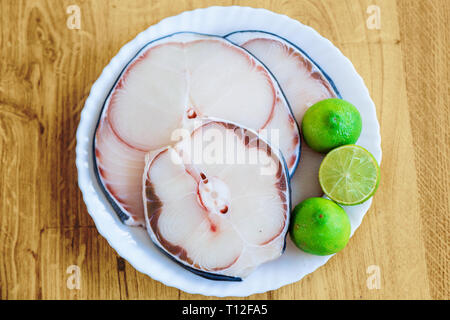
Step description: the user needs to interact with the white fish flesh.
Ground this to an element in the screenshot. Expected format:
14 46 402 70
227 31 338 205
143 120 290 280
94 32 300 226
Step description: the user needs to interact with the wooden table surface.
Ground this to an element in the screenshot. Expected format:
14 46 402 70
0 0 448 300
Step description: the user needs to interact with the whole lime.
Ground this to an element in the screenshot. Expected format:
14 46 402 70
290 197 351 256
301 98 362 153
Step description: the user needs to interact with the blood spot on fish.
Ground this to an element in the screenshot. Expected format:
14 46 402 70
220 205 228 214
289 155 297 168
293 135 300 145
199 172 209 184
187 108 197 119
289 115 295 125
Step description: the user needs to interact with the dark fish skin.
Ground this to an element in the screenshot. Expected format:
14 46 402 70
156 244 242 282
92 131 130 224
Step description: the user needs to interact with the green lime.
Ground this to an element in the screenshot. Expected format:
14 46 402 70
301 98 362 153
319 144 380 206
290 197 351 256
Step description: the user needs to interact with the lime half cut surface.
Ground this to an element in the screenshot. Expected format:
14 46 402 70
319 145 380 206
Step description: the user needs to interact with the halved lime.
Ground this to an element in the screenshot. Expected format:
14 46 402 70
319 145 380 205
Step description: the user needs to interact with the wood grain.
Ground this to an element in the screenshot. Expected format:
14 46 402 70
0 0 447 300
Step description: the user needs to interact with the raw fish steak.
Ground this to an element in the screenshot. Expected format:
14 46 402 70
94 32 300 226
143 120 290 280
227 31 339 205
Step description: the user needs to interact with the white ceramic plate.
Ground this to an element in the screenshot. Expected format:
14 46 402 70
76 6 381 297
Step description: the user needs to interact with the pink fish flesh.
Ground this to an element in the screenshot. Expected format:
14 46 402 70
94 33 300 226
227 31 339 205
143 120 290 279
